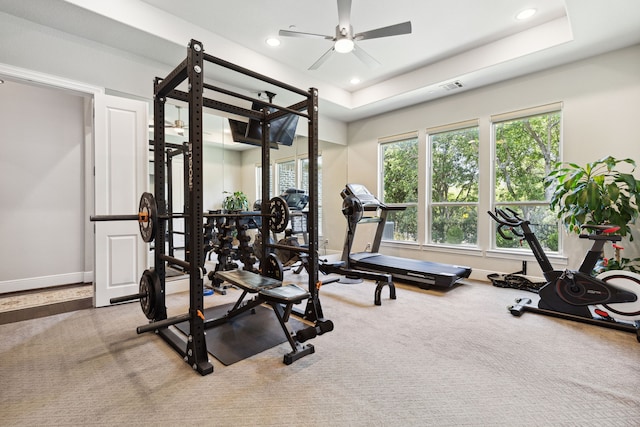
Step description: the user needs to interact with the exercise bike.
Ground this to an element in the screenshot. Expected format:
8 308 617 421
488 207 640 342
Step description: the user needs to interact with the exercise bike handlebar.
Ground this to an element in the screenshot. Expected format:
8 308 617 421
489 208 622 243
487 208 527 240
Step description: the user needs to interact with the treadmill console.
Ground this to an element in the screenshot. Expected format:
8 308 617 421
342 183 384 208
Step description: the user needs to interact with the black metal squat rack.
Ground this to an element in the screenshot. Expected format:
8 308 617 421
95 39 326 375
154 39 324 375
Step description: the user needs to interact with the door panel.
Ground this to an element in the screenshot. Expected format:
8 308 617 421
94 94 148 307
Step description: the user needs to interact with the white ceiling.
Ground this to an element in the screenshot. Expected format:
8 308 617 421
2 0 640 125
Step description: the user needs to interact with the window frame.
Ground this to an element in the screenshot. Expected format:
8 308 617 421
378 132 420 243
489 103 563 254
426 120 480 247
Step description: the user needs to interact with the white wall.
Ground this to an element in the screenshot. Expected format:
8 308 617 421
204 144 242 211
0 80 87 292
0 11 346 145
346 44 640 280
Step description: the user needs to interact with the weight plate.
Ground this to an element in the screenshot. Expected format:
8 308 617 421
138 192 157 243
252 232 274 260
139 269 162 320
262 253 284 281
268 196 290 233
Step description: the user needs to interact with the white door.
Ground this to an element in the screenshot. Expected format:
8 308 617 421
94 94 149 307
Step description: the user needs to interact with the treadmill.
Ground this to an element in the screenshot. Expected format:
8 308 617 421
340 184 471 289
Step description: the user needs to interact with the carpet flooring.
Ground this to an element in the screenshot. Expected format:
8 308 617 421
1 274 638 426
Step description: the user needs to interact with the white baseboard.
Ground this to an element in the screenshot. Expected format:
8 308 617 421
0 272 88 294
468 268 544 283
83 271 94 283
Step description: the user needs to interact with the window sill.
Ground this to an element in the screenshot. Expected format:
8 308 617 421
485 249 568 267
421 243 484 257
380 241 484 257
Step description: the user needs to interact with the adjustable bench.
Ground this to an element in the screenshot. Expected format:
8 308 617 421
212 269 331 364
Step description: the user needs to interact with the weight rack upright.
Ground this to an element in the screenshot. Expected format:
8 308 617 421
148 39 321 375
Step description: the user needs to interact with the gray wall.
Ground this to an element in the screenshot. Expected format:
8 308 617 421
346 44 640 280
0 80 87 291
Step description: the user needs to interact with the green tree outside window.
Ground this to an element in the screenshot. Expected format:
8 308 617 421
430 127 479 245
494 111 561 251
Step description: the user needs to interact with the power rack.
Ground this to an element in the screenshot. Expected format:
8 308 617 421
94 39 325 375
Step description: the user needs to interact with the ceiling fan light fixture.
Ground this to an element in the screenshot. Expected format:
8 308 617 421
334 38 354 53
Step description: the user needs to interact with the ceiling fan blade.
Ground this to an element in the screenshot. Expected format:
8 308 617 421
309 47 336 70
352 43 381 68
279 29 333 40
337 0 352 29
354 21 412 41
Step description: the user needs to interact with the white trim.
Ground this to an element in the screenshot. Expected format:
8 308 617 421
490 102 563 123
377 130 419 144
485 249 568 267
468 267 546 283
0 63 104 96
83 271 94 283
420 243 484 257
0 273 88 294
426 118 479 135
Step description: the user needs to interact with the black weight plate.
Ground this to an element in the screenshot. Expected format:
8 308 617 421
268 196 290 233
138 192 157 243
262 253 284 281
139 269 162 320
252 232 275 260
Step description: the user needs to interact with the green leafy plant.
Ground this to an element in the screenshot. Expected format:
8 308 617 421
545 156 640 240
222 190 248 212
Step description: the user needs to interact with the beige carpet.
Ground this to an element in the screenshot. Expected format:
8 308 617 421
1 273 638 426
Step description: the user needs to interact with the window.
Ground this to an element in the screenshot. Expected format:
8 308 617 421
492 104 562 252
428 122 479 246
276 159 296 194
262 156 323 235
379 134 419 242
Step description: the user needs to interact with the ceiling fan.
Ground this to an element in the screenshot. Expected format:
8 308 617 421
149 105 187 135
279 0 412 70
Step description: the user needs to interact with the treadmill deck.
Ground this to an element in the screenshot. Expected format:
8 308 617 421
349 252 471 288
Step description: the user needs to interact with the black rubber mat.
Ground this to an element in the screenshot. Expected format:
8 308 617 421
175 303 304 365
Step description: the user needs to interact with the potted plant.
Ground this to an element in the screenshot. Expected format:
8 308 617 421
222 190 249 212
545 156 640 271
545 156 640 238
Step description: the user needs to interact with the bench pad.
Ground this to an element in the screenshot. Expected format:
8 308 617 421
260 284 310 304
215 269 281 292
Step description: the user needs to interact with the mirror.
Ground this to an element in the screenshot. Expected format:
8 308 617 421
149 102 348 258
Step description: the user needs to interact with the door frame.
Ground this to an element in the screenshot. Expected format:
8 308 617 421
0 63 149 306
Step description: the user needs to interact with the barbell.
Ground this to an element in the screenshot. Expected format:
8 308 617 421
91 192 291 242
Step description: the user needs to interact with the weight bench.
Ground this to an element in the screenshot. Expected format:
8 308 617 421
211 269 331 364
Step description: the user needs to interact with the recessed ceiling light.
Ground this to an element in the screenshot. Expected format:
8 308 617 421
516 8 536 20
350 77 361 85
266 37 281 47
